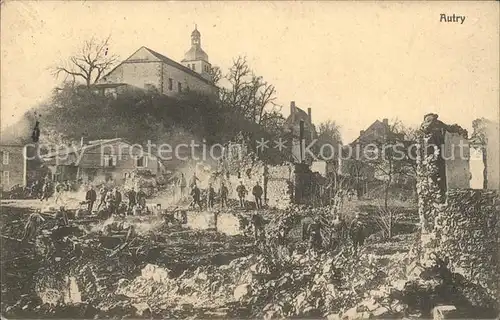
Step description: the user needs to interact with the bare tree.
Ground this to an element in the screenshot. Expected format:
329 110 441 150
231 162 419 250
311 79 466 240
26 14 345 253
209 66 222 85
363 119 416 238
221 56 277 125
52 35 119 88
318 120 342 145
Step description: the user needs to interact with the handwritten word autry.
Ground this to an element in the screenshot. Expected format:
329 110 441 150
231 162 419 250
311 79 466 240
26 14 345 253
440 14 466 24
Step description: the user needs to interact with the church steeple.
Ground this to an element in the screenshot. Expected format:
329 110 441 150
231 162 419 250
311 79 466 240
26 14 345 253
191 24 201 46
182 25 212 81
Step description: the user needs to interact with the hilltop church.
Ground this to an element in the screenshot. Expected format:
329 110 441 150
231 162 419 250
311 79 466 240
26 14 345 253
97 26 218 98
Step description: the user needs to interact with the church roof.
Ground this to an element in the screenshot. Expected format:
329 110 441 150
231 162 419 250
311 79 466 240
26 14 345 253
103 46 216 87
146 47 212 85
182 46 209 62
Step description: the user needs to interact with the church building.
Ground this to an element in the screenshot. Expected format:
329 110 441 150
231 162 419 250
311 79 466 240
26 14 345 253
98 26 218 98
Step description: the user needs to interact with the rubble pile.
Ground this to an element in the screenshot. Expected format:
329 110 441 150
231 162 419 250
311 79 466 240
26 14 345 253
1 206 255 318
107 241 415 319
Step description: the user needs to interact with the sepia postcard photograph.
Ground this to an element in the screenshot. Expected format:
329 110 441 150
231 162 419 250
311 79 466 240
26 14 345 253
0 1 499 319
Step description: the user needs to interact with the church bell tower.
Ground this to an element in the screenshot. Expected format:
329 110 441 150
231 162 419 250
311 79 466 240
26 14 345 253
181 25 212 81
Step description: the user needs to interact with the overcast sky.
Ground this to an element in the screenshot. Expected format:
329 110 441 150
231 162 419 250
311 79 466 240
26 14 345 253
1 1 498 143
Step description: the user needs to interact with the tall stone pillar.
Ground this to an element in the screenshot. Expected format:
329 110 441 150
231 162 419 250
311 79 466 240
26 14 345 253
415 113 499 307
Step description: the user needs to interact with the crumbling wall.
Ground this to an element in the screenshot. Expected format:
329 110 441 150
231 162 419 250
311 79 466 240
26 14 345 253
223 162 293 209
416 135 444 234
416 114 499 306
433 189 499 300
266 165 294 208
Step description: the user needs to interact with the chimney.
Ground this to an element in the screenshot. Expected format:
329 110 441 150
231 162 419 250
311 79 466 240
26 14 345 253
299 120 305 162
307 108 312 123
290 101 296 124
383 118 389 126
360 130 365 136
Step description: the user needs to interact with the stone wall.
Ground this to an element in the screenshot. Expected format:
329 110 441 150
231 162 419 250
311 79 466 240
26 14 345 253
416 114 499 306
434 189 499 301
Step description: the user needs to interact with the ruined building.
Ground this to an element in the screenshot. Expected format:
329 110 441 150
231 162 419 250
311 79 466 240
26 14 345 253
416 113 499 308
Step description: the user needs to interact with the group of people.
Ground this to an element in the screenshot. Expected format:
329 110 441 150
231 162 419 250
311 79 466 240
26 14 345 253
85 185 148 218
237 208 367 254
21 177 87 202
301 211 366 253
178 171 265 211
235 180 264 209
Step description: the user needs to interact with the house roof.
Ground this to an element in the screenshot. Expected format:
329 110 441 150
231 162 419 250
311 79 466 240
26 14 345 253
89 83 128 89
285 106 311 126
42 138 123 159
41 138 161 165
350 120 387 145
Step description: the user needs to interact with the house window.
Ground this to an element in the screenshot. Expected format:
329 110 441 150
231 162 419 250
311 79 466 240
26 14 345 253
2 171 9 185
119 146 129 160
192 64 196 71
2 151 9 165
136 156 148 168
178 82 182 93
103 155 116 167
168 78 173 91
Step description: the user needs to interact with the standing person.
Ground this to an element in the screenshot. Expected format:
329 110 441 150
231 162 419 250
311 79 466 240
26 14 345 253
40 181 51 202
54 181 65 204
189 173 200 189
330 214 346 250
127 187 137 211
190 185 202 210
207 183 216 210
349 213 365 253
97 186 107 211
219 182 229 208
301 215 314 241
236 181 247 208
309 217 323 252
137 188 147 208
178 173 187 200
251 212 265 244
252 181 263 209
113 188 122 214
213 210 220 231
85 186 97 213
105 190 115 216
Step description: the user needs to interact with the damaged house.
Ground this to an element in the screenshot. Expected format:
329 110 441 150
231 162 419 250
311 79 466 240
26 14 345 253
41 138 165 183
